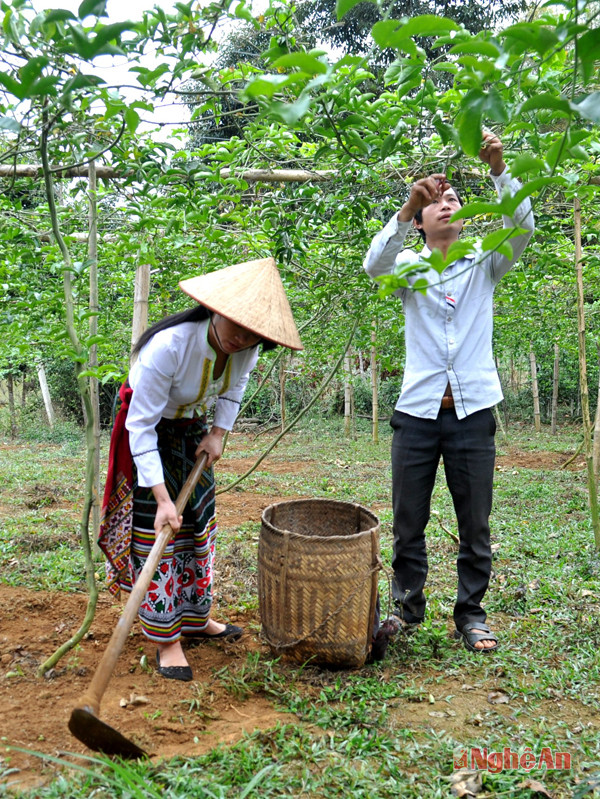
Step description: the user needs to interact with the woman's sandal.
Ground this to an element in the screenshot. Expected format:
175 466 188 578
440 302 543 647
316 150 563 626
155 649 193 682
454 622 498 653
186 623 243 641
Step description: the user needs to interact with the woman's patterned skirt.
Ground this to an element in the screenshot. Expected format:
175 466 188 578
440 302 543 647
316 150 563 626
132 416 217 643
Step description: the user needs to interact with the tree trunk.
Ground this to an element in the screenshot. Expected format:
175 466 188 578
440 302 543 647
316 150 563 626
37 118 99 675
7 373 16 439
88 161 102 557
551 342 560 435
371 322 379 445
37 363 55 428
344 351 354 438
529 346 541 432
574 198 600 547
279 352 287 433
130 263 151 360
594 342 600 483
357 350 365 376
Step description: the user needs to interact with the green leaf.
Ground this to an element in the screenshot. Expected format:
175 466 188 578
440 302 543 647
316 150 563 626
449 40 500 57
380 133 397 160
125 107 140 133
0 72 25 100
234 1 256 26
44 9 77 23
481 228 515 259
450 200 504 221
545 137 568 170
445 240 476 265
339 113 368 128
458 89 485 156
78 0 108 18
19 56 48 88
412 278 430 293
92 21 134 50
521 94 572 116
570 93 600 124
508 153 547 180
336 0 375 21
431 61 458 74
391 15 460 38
513 177 564 205
432 116 458 147
502 22 559 56
568 144 588 161
28 75 61 96
371 21 418 57
483 87 508 124
62 72 105 94
578 28 600 83
271 52 327 75
268 95 311 126
241 74 301 100
0 116 19 133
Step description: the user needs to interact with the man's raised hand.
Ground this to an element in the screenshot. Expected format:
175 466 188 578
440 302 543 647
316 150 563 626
398 173 451 222
478 131 506 176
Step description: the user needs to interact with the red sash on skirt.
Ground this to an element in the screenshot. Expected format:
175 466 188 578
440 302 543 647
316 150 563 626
98 382 134 596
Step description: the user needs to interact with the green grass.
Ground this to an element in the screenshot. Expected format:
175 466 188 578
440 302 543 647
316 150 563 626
2 418 600 797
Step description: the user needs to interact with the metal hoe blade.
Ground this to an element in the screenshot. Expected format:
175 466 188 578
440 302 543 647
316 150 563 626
68 707 147 759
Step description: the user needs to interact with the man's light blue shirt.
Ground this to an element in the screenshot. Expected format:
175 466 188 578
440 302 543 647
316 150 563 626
363 169 535 420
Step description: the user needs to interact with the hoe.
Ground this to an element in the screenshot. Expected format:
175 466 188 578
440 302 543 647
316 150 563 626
68 453 208 758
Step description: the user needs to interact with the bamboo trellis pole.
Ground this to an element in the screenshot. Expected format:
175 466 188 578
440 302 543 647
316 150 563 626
574 197 600 547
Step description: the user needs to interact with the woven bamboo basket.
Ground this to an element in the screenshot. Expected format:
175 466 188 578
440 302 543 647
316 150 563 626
258 498 380 668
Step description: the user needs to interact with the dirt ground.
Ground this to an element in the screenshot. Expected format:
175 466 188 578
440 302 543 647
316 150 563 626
0 448 590 792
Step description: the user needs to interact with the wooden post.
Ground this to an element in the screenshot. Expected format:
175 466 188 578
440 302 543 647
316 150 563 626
7 373 16 438
551 342 560 435
529 345 541 432
130 263 151 360
594 342 600 483
344 351 354 438
279 352 287 433
88 161 101 554
371 321 379 445
574 197 600 546
37 362 55 428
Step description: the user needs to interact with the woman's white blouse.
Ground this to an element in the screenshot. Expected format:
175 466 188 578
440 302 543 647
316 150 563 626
126 319 259 487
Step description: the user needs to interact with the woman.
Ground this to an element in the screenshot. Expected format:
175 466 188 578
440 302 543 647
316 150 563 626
99 257 302 681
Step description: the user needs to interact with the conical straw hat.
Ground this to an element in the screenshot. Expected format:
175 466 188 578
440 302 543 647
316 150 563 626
179 257 302 351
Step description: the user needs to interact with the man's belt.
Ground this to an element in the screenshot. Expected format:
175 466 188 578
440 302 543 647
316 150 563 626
441 395 455 409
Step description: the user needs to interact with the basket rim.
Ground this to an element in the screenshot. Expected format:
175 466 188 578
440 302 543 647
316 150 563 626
260 497 380 541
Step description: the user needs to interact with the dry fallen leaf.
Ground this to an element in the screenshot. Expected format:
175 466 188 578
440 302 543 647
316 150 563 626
449 769 483 797
487 690 510 705
517 778 554 797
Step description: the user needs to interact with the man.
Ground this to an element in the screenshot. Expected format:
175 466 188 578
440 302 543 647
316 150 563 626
363 132 534 652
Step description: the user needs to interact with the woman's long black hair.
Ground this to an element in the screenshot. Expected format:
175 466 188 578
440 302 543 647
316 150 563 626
131 305 278 356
